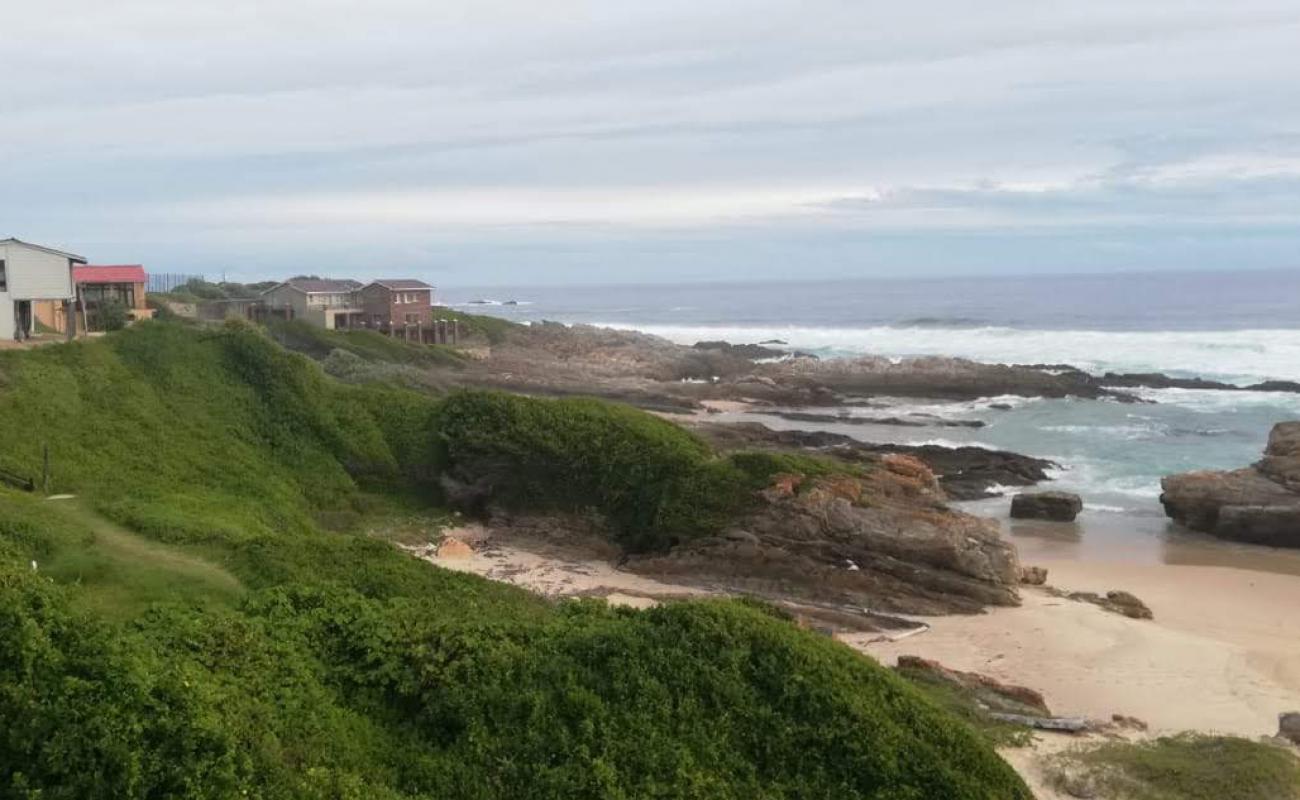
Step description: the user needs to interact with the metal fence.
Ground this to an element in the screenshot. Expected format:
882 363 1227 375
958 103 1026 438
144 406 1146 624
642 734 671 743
147 273 206 293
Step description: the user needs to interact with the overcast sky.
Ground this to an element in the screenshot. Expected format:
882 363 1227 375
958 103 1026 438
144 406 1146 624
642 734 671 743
5 1 1300 285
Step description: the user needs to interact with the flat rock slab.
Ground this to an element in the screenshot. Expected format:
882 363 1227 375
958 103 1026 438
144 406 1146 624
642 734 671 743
1011 491 1083 521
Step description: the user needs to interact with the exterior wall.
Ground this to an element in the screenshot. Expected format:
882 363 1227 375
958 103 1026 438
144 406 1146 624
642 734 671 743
359 285 432 328
0 241 76 339
32 300 66 332
262 284 310 319
0 291 12 340
0 241 75 301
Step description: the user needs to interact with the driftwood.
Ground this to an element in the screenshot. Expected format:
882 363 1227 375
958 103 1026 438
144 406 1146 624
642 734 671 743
989 712 1089 732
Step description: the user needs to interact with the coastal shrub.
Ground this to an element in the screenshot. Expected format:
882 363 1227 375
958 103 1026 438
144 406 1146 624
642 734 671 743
0 321 1032 798
94 299 130 332
437 391 744 549
1046 734 1300 800
266 318 467 368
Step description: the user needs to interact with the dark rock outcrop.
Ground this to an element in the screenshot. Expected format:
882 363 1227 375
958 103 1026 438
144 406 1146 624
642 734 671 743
1010 491 1083 521
1048 588 1154 620
1279 712 1300 745
630 466 1022 615
690 421 1054 501
1102 372 1300 394
757 409 985 428
693 340 786 360
769 355 1141 401
1161 422 1300 547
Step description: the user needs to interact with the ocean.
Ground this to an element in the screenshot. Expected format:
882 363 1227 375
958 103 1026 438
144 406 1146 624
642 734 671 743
443 269 1300 567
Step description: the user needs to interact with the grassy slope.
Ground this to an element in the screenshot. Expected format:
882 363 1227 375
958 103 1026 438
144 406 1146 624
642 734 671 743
1047 734 1300 800
0 321 1030 799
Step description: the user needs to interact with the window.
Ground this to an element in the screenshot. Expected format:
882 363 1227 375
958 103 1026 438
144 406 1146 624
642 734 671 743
0 260 6 291
404 312 421 324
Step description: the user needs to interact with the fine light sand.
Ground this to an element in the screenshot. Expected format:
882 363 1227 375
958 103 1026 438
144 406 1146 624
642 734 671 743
413 524 712 607
854 557 1300 737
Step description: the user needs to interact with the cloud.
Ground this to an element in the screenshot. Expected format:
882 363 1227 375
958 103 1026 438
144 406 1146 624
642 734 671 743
3 1 1300 281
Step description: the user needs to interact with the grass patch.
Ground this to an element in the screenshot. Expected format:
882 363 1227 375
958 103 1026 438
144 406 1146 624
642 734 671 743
1046 734 1300 800
430 307 519 344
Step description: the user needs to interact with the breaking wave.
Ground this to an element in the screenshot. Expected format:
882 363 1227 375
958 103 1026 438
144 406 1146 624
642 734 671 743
590 323 1300 385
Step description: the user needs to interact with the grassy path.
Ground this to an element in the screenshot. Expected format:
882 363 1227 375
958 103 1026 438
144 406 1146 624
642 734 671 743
39 498 245 617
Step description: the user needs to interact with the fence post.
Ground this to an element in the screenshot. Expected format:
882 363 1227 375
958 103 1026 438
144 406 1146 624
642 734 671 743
42 443 50 495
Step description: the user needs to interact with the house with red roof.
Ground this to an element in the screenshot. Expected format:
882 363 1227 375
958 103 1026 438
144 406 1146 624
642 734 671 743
33 262 154 334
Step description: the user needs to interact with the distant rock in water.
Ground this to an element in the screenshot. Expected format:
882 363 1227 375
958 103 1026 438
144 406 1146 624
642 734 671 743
693 340 786 360
690 421 1053 501
757 410 986 429
1101 372 1300 394
1010 491 1083 522
1160 421 1300 548
758 338 788 345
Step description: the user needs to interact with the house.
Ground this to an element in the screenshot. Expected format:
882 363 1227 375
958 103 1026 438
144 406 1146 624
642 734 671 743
76 265 155 325
358 279 435 331
0 238 85 340
260 278 364 330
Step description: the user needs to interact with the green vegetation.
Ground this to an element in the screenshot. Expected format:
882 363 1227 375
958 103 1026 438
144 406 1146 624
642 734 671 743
266 318 468 368
893 662 1035 748
94 298 130 332
437 390 850 552
431 306 519 344
0 321 1030 798
1046 734 1300 800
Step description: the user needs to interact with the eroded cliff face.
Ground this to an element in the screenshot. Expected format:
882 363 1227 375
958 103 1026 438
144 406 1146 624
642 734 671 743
1161 421 1300 548
629 455 1022 615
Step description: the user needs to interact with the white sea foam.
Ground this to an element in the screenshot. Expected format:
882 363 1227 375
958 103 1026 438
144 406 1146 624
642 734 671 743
1122 386 1300 413
590 322 1300 385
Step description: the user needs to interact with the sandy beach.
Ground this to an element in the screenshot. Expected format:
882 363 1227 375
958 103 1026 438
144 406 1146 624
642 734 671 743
856 557 1300 737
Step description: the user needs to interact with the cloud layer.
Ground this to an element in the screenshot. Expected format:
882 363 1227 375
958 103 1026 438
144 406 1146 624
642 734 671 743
4 1 1300 283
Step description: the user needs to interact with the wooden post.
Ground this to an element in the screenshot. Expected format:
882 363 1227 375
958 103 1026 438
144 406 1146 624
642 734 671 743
452 320 459 345
41 443 50 495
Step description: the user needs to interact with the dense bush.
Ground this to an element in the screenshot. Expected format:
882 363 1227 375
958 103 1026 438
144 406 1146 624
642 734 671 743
94 299 130 332
436 390 861 552
0 322 1031 798
438 391 740 550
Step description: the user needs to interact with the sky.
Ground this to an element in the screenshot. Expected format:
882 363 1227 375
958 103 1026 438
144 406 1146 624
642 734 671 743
4 1 1300 286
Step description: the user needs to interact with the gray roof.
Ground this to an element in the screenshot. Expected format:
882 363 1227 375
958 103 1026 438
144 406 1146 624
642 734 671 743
0 238 87 263
269 277 363 295
368 279 433 291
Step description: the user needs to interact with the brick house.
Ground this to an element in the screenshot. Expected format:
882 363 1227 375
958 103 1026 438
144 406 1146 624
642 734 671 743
358 280 434 331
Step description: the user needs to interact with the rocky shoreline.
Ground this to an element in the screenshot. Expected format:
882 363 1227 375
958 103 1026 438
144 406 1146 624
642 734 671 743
1161 422 1300 548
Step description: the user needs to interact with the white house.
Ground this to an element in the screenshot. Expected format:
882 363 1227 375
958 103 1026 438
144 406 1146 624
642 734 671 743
0 239 86 340
261 277 364 330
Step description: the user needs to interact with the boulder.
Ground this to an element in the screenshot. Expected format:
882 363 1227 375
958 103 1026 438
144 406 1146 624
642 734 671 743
1011 491 1083 521
1019 565 1048 586
435 536 474 559
1161 422 1300 548
1280 711 1300 745
1055 588 1154 620
631 472 1022 615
